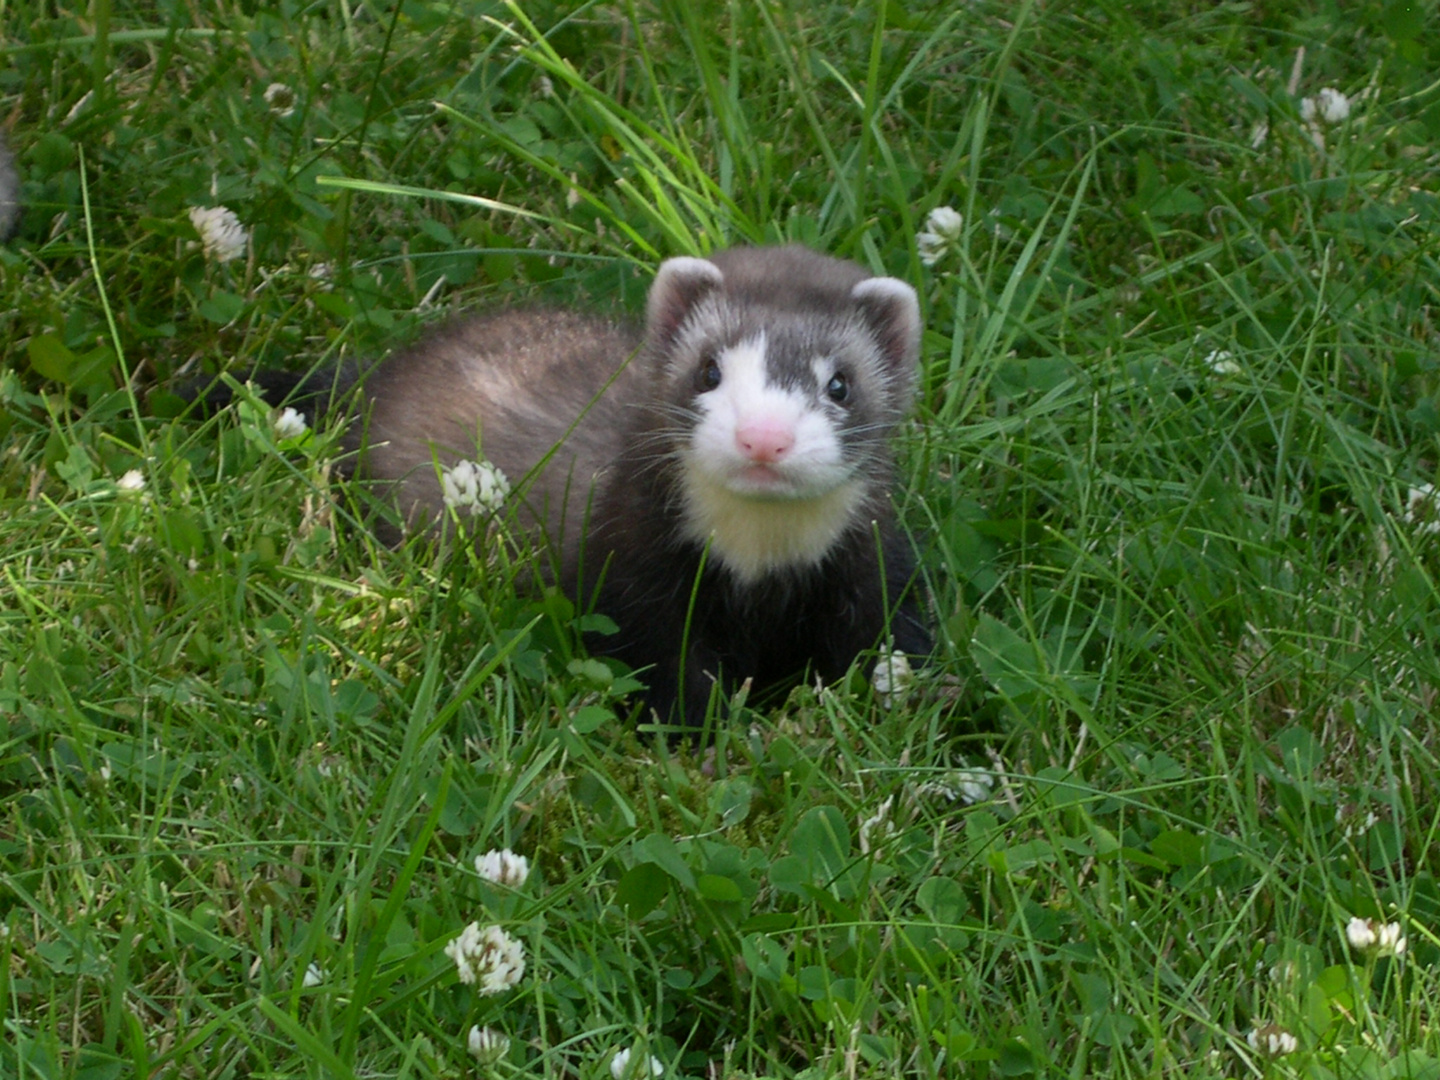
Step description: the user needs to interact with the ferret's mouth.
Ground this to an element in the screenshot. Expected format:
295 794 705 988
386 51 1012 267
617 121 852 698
733 463 792 488
727 463 818 500
739 463 784 482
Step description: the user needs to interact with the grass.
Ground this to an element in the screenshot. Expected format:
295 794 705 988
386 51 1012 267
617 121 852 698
4 0 1440 1077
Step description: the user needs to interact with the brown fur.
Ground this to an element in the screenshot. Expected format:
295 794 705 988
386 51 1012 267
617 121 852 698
349 307 643 564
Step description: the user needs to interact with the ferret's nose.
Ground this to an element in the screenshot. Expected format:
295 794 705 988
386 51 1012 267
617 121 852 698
735 418 795 464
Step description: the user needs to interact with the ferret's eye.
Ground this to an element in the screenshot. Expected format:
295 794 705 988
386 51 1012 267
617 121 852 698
826 372 850 404
698 356 722 391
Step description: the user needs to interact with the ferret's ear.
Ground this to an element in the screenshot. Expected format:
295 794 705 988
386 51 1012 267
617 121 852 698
647 257 724 344
851 276 921 378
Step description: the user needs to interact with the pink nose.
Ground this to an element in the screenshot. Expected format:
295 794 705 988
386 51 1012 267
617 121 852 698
736 418 795 464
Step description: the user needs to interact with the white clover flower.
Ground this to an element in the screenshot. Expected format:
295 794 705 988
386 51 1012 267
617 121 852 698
1203 349 1241 377
441 458 511 516
475 848 530 888
919 767 995 806
926 205 963 237
1346 916 1406 956
916 205 964 267
1336 803 1380 838
116 468 147 492
954 769 995 804
1300 87 1350 125
264 82 297 119
535 74 555 98
189 205 249 264
1298 88 1351 151
871 644 914 707
1321 89 1352 123
444 923 526 994
858 795 895 855
302 962 324 987
274 406 309 440
1404 484 1440 536
468 1025 511 1064
1246 1024 1298 1056
610 1047 664 1080
1346 916 1375 949
1376 921 1407 955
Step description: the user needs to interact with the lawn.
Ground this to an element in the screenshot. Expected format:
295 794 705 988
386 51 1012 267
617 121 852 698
3 1 1440 1077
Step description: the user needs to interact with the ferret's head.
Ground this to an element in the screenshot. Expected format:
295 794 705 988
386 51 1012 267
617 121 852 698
639 246 922 581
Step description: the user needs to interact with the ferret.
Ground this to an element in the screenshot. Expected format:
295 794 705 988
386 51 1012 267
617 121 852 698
248 245 931 727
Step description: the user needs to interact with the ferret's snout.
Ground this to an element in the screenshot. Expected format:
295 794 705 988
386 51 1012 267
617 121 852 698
735 417 795 464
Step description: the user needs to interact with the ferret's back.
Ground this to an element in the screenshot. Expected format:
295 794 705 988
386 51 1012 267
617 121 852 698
352 307 643 556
